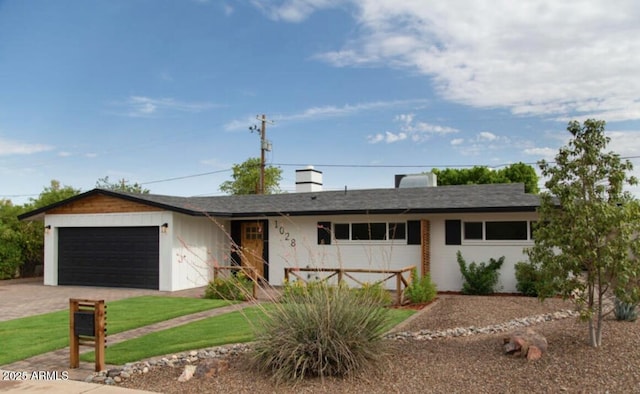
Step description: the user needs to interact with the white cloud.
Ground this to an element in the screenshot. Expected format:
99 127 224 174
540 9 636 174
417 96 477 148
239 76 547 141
268 1 640 121
223 99 428 131
367 131 407 144
369 113 458 144
452 131 514 156
478 131 497 141
523 147 557 158
116 96 220 118
607 130 640 158
0 138 53 156
252 0 342 22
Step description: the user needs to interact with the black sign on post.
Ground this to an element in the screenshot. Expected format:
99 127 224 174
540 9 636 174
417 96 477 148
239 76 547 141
73 310 95 337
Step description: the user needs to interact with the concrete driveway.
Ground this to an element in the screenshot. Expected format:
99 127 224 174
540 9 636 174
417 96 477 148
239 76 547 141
0 277 206 322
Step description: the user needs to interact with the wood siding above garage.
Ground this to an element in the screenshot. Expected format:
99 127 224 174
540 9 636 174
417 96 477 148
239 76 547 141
48 194 163 215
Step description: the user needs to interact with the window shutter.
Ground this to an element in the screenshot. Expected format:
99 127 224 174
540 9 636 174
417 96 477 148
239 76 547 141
317 222 331 245
445 220 462 245
407 220 421 245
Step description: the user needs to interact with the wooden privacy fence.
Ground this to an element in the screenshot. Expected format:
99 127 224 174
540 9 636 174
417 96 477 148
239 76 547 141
284 265 416 306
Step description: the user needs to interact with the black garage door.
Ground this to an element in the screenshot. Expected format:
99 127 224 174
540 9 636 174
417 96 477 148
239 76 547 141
58 227 159 289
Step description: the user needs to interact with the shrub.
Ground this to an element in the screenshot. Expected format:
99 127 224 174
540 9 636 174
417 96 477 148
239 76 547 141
614 298 638 322
252 282 390 383
204 271 253 301
405 268 437 304
514 261 541 297
280 279 325 303
514 261 559 298
457 251 504 295
354 282 393 306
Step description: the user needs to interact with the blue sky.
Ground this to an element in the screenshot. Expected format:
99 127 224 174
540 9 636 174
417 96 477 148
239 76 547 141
2 0 640 205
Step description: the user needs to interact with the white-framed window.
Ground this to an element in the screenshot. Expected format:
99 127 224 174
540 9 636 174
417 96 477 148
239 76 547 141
334 222 407 241
463 221 535 241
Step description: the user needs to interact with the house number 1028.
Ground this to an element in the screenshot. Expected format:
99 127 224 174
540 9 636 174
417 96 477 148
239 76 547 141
274 220 296 247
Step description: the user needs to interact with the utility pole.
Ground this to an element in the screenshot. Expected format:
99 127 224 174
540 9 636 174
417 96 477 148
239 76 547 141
249 114 273 194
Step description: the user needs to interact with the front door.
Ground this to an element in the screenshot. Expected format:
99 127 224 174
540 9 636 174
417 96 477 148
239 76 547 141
241 221 264 279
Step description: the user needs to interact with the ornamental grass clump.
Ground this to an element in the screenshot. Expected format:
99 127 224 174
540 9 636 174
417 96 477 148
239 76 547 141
252 282 391 383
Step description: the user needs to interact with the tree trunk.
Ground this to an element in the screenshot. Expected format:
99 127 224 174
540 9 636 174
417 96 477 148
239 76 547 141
587 283 600 347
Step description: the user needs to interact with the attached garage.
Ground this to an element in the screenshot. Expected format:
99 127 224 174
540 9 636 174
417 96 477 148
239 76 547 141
58 226 160 289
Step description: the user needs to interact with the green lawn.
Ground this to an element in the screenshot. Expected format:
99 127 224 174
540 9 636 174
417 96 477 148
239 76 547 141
0 296 232 366
82 306 415 365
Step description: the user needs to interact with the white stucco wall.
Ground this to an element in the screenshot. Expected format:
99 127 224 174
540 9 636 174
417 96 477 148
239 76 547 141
429 212 538 293
265 212 537 293
170 214 230 291
268 215 419 289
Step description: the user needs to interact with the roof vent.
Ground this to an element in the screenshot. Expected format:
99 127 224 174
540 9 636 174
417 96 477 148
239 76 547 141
296 166 323 192
395 173 437 188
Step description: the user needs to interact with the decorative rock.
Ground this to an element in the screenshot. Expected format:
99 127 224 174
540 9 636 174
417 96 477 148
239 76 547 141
106 368 120 378
178 365 197 382
503 328 548 360
386 309 577 341
194 358 230 379
527 345 543 361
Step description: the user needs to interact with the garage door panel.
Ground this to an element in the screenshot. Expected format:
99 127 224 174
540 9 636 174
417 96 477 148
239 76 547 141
58 227 159 289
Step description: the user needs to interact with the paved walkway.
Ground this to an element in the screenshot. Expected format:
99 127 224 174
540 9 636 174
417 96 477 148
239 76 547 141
0 277 205 322
0 277 277 392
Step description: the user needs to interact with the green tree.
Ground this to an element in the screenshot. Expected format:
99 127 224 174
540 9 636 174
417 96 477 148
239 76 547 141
526 119 640 348
0 200 24 279
12 180 81 277
29 180 81 209
431 162 539 193
96 176 149 194
219 157 283 195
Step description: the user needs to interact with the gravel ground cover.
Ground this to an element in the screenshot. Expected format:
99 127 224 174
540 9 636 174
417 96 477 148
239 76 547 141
119 295 640 393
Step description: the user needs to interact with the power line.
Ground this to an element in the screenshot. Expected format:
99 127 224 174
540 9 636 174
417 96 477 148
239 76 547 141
140 168 232 185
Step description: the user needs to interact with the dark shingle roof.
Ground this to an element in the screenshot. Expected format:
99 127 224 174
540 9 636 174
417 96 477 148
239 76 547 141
19 183 540 220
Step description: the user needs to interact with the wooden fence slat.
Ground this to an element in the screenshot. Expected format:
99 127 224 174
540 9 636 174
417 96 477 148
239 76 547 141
282 265 416 306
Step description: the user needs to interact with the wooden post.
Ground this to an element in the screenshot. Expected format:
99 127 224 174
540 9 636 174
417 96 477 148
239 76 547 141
94 300 106 372
69 299 79 368
69 299 106 372
396 272 402 306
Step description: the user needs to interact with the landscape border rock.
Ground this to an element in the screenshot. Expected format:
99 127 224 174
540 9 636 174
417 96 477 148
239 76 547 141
88 309 578 385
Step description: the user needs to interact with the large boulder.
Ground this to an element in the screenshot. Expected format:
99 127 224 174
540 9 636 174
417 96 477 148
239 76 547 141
503 328 548 361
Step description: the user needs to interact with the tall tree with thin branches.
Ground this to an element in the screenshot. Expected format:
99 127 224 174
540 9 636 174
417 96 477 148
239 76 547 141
527 119 640 347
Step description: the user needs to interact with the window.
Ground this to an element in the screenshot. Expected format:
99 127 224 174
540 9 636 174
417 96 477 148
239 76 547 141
331 222 407 242
352 223 386 240
389 223 406 240
334 223 349 240
460 220 532 242
464 222 483 240
485 221 528 240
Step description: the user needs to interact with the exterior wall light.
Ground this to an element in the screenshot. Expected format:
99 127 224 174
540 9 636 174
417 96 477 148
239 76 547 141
161 223 169 233
45 225 52 234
